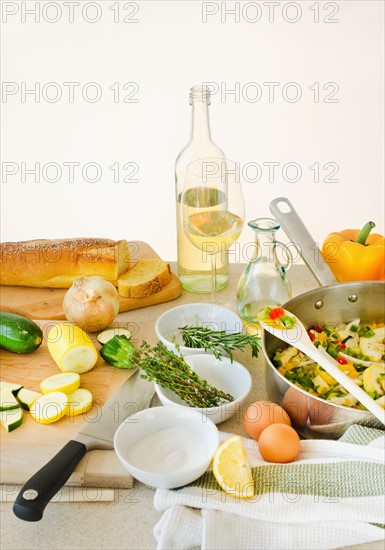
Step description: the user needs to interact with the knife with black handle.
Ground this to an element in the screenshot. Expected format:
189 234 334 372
13 371 155 521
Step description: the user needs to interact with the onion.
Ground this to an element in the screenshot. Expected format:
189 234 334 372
297 360 316 367
63 276 120 332
345 318 360 336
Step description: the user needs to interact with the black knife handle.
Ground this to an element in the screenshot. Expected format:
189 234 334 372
13 440 87 522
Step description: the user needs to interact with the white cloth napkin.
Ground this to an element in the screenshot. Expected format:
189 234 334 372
153 426 385 550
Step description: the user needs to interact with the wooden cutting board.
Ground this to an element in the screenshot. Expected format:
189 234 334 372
0 321 149 488
0 241 182 320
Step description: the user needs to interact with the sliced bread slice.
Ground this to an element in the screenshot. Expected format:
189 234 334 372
118 259 171 298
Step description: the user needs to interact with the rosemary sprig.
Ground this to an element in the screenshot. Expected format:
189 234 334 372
178 325 261 362
138 341 234 408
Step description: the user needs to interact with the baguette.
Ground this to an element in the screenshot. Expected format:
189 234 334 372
118 259 171 298
0 238 130 288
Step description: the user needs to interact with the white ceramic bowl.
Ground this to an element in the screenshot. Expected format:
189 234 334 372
155 303 243 356
114 406 219 489
155 353 253 425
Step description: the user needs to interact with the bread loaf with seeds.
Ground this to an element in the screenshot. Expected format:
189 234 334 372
0 238 130 288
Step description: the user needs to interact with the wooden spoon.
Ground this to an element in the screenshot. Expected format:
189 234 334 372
259 309 385 425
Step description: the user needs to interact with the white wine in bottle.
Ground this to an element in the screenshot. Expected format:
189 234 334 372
175 85 229 293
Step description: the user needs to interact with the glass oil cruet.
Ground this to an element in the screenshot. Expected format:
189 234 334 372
236 218 293 322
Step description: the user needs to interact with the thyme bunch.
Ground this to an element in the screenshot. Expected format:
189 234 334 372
138 341 234 407
100 336 234 407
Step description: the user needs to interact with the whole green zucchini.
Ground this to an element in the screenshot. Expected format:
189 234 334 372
0 311 43 353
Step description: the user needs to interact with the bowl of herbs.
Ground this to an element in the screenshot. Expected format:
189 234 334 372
154 352 253 424
99 333 253 425
154 303 261 360
98 304 260 424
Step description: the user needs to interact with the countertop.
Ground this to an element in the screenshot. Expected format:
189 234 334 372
1 264 383 550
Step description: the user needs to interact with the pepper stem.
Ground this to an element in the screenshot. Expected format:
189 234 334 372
356 221 375 245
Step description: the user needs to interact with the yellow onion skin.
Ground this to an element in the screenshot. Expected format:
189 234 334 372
63 276 120 332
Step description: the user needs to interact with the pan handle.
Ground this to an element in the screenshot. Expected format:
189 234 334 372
270 197 338 287
13 440 87 522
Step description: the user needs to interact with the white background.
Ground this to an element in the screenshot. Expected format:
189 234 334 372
1 0 384 263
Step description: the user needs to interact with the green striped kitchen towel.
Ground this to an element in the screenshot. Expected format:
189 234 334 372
154 426 385 550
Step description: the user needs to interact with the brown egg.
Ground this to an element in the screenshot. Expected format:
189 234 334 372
309 399 336 426
243 400 291 441
282 387 309 427
258 424 301 463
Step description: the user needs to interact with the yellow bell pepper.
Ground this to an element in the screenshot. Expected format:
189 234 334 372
322 221 385 282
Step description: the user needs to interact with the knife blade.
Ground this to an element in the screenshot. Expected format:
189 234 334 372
13 370 155 522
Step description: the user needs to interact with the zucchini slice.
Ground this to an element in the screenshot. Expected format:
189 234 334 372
0 388 20 411
17 388 42 411
0 407 24 432
0 381 23 395
97 328 132 345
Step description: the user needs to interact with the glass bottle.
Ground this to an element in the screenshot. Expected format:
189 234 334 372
175 85 229 293
236 218 293 322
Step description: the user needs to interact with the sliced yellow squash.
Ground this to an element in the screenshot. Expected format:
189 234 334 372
363 365 385 396
47 324 98 374
30 392 69 424
66 388 93 417
40 372 80 395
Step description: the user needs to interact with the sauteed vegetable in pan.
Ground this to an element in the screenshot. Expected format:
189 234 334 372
272 319 385 409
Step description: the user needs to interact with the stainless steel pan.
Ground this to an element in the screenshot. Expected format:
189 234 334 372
262 198 385 439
